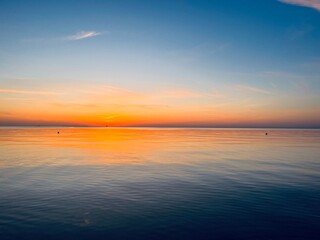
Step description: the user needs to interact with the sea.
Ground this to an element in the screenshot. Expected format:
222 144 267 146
0 127 319 240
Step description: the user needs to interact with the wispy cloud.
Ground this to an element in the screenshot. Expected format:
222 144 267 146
111 104 171 110
279 0 320 11
79 85 143 99
302 59 320 69
53 103 99 108
261 71 301 79
22 30 106 43
65 31 103 41
0 88 61 95
157 89 226 99
234 84 272 95
158 89 203 99
287 24 314 39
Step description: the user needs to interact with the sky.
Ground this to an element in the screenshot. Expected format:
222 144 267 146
0 0 319 128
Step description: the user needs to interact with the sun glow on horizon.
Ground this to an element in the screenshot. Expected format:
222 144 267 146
1 82 319 128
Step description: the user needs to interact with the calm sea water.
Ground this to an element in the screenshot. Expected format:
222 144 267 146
0 128 319 240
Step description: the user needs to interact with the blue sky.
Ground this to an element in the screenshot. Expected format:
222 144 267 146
0 0 319 127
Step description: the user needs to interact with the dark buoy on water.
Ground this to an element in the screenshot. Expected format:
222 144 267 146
57 131 60 134
265 132 268 135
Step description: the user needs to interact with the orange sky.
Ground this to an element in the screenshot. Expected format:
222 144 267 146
1 83 319 128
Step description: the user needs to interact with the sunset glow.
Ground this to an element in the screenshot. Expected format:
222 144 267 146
1 0 319 128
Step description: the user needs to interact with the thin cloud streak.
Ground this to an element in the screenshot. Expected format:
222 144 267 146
65 31 103 41
279 0 320 11
234 84 272 95
78 85 144 100
158 89 203 98
0 88 61 95
22 30 105 43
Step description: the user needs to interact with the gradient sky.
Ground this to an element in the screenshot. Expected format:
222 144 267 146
0 0 319 127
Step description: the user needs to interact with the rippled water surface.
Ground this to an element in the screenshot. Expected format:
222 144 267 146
0 128 319 240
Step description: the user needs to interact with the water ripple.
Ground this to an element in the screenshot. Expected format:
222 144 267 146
0 128 319 239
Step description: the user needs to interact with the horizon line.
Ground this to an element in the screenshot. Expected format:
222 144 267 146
0 125 319 129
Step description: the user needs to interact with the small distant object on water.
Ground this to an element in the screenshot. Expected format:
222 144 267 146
265 132 268 135
57 131 60 134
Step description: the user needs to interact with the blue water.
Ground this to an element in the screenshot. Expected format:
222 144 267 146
0 128 319 239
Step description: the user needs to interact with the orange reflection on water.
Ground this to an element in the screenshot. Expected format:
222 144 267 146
1 127 319 168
